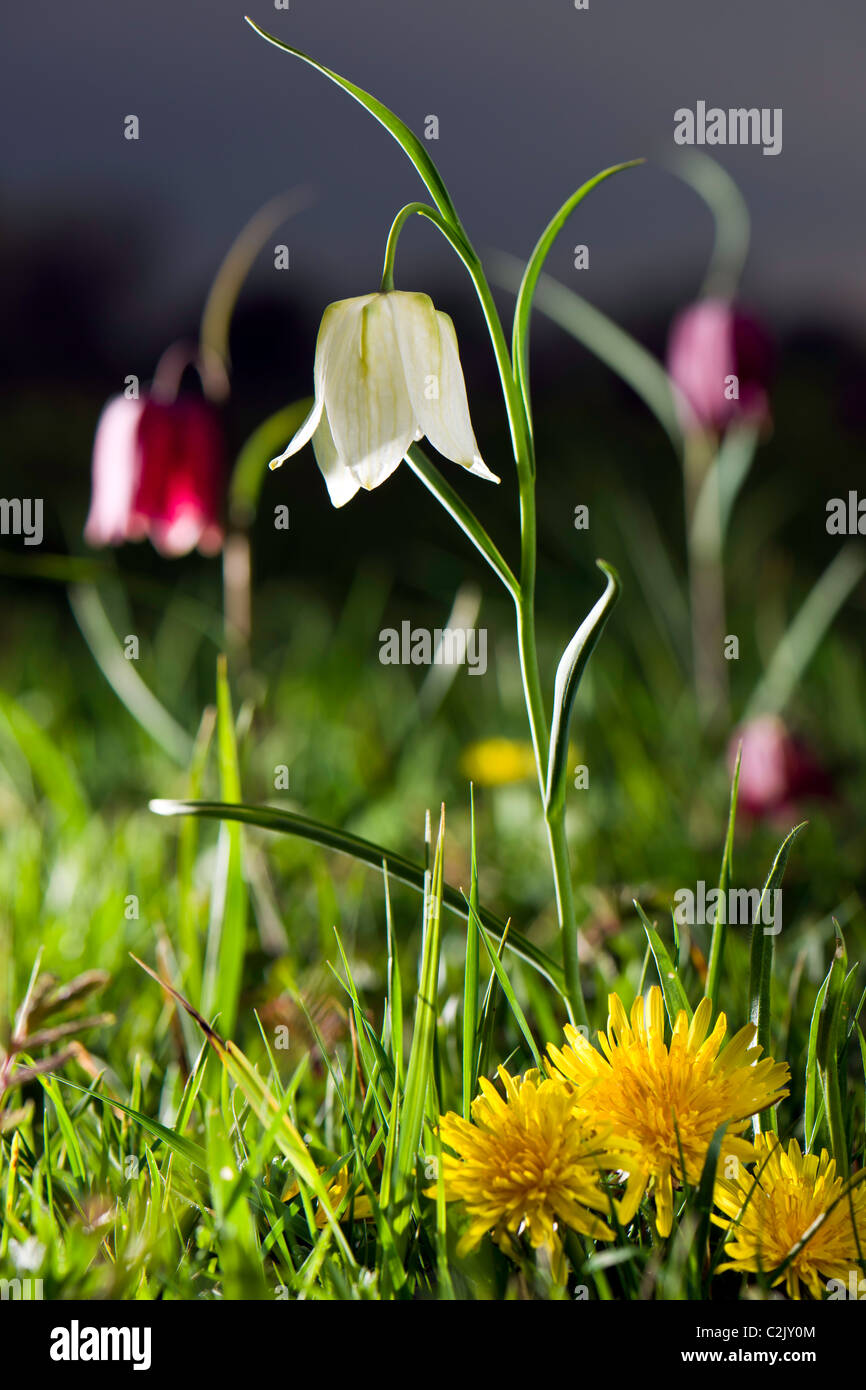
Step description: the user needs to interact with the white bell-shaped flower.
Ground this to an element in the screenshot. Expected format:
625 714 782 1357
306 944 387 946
270 291 499 506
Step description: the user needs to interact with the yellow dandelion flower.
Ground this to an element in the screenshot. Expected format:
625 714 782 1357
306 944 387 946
432 1066 617 1274
458 738 538 786
459 738 581 787
713 1133 866 1299
281 1164 374 1226
547 986 790 1237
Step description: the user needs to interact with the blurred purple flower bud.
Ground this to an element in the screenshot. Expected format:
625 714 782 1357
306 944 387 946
729 716 834 821
85 393 225 557
667 299 774 436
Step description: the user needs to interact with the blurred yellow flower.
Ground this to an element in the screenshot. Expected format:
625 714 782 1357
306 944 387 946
547 987 789 1237
282 1164 374 1226
713 1133 866 1299
459 738 539 786
431 1066 617 1276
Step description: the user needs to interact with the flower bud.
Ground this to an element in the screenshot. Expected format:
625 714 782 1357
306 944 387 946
667 299 773 436
729 716 833 820
85 394 225 556
270 291 498 506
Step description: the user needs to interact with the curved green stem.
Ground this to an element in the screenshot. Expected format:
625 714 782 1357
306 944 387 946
199 187 313 398
546 809 586 1028
378 201 532 474
380 202 432 292
381 197 587 1023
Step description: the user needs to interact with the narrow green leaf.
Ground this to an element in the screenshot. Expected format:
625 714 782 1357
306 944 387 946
545 560 621 816
149 796 566 994
245 19 462 229
393 807 445 1244
817 924 849 1176
383 863 403 1084
52 1076 208 1171
473 913 542 1071
132 954 356 1263
705 743 741 1020
749 823 806 1131
462 787 481 1118
178 704 217 999
201 657 247 1036
0 693 88 828
695 1121 728 1294
200 191 313 388
68 584 193 764
634 900 692 1026
511 162 644 429
491 253 683 455
229 399 312 527
745 547 866 720
37 1076 86 1182
664 150 750 300
406 444 518 597
804 967 831 1150
691 424 759 550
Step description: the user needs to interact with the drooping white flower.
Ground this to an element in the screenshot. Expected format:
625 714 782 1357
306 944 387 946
270 291 499 506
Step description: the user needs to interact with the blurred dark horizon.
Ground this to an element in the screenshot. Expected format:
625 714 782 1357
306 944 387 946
2 0 865 626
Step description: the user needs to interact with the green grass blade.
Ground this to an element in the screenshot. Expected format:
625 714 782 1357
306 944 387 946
132 954 357 1264
817 924 849 1176
745 546 866 720
695 1121 728 1294
53 1078 208 1171
749 823 806 1131
705 744 741 1020
462 787 481 1119
383 863 403 1084
178 704 216 997
804 966 831 1150
0 693 88 828
68 584 193 765
634 900 692 1026
473 913 542 1071
201 657 248 1036
245 19 462 230
149 797 566 994
392 807 445 1244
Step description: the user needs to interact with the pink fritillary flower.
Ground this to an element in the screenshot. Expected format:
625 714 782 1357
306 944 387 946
85 393 224 557
667 299 773 436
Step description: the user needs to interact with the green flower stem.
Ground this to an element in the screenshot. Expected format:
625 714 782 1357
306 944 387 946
684 430 729 727
546 807 586 1028
380 202 532 469
380 202 431 292
379 198 586 1023
198 188 313 400
514 463 587 1025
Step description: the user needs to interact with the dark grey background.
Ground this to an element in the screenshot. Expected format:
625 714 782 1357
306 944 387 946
4 0 864 342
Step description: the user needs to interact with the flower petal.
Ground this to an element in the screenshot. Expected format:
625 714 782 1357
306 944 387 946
325 294 415 490
311 405 360 508
270 296 375 468
388 293 498 482
84 395 145 546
